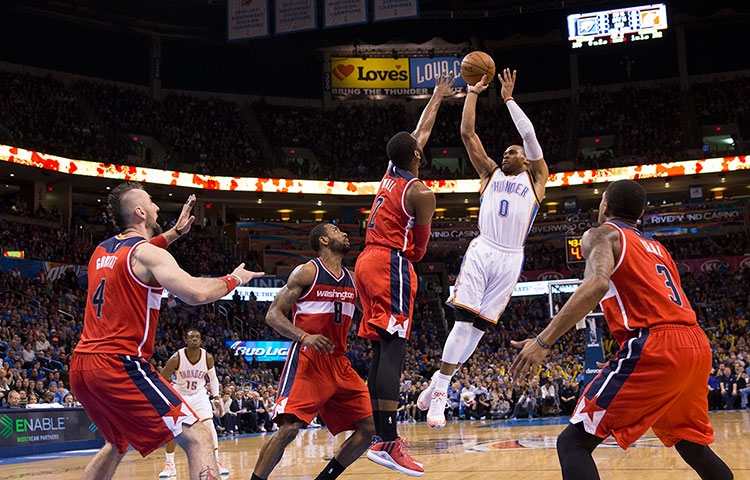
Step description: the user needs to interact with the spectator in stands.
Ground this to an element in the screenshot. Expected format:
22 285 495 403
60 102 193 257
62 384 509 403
3 390 22 408
719 365 739 409
708 367 723 411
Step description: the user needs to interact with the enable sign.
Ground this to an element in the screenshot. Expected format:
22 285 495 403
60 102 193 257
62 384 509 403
227 340 292 362
0 408 103 457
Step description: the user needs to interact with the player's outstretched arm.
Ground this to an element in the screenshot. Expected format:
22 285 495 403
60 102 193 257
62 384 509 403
499 68 549 200
509 226 617 380
461 75 496 185
412 69 457 148
135 244 264 305
265 262 335 354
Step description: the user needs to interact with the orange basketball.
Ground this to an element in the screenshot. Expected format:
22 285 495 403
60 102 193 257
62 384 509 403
460 51 495 86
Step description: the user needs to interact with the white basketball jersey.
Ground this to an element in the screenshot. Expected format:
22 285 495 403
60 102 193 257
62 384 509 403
477 168 539 248
171 347 209 396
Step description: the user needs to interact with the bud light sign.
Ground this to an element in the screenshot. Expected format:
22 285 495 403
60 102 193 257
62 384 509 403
226 340 292 362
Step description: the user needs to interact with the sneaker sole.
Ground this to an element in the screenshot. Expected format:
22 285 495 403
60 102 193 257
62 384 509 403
366 450 424 477
426 418 446 429
158 474 175 478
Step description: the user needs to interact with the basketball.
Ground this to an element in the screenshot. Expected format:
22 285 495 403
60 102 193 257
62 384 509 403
460 51 495 86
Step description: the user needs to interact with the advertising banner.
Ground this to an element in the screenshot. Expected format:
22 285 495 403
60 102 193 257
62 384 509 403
275 0 317 35
324 0 367 28
226 340 292 362
227 0 270 40
330 56 465 97
0 408 103 457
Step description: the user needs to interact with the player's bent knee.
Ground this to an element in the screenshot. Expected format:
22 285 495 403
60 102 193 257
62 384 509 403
176 420 213 447
453 307 477 324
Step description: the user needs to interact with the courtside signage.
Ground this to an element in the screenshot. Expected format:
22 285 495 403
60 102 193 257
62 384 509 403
0 409 102 448
226 340 292 362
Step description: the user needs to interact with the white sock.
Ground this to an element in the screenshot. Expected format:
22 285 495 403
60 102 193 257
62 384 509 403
215 448 220 462
432 372 452 393
205 419 219 451
165 451 175 465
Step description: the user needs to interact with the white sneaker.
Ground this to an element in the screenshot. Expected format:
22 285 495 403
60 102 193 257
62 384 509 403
217 460 230 475
426 391 448 429
417 379 436 411
158 463 176 478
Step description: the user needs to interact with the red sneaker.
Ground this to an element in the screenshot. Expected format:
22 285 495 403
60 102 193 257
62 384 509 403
366 436 424 477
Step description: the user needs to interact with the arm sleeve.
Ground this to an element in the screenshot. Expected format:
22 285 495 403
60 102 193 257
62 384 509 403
207 367 220 397
506 99 544 161
406 223 431 263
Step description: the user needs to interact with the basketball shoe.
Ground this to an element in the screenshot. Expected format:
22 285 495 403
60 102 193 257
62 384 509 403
367 436 424 477
416 372 438 410
158 462 176 478
425 390 448 428
217 459 230 475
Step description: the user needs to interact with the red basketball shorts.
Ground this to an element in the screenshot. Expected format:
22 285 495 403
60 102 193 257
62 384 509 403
570 324 714 449
70 352 199 456
272 342 371 436
355 246 417 341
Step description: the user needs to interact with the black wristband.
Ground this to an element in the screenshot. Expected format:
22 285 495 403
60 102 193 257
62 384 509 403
468 90 479 95
173 226 183 236
536 335 552 349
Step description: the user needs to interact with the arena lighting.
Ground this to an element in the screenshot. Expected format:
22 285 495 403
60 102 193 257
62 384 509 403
0 144 747 195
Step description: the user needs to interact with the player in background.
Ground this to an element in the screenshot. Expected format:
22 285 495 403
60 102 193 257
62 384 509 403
70 183 264 480
418 69 549 428
356 70 457 477
510 180 734 480
250 223 375 480
158 328 228 478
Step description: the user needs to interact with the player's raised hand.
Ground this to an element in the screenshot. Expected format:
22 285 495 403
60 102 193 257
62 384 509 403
301 333 335 355
174 194 197 235
468 75 490 95
434 69 459 98
498 68 517 101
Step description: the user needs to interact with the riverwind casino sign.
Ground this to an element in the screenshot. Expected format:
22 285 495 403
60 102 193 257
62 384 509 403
328 56 468 98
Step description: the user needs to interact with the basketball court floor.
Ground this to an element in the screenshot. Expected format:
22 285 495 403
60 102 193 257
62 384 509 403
2 411 747 479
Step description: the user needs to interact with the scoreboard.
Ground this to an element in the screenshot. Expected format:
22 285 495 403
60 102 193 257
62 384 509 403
567 3 668 49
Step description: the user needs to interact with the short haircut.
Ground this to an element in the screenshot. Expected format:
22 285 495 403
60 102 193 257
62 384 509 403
187 327 201 336
309 223 330 252
387 131 418 169
107 182 144 233
604 179 646 222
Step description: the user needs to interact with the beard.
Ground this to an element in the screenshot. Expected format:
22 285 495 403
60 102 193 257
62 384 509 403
148 219 163 237
332 241 350 255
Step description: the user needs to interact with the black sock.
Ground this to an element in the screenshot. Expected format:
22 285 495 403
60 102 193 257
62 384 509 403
381 410 398 441
372 410 382 438
251 474 265 480
315 457 346 480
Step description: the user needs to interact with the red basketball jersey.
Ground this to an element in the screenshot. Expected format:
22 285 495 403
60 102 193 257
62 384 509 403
365 162 421 253
291 258 356 355
76 235 163 359
599 221 697 347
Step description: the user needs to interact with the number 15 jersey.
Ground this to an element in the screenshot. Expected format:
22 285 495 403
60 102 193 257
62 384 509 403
599 221 698 347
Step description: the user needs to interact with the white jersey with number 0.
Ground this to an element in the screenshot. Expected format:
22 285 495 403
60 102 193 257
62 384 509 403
478 168 539 248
